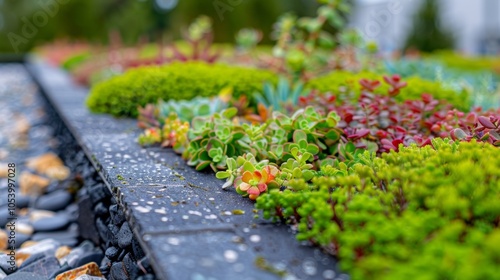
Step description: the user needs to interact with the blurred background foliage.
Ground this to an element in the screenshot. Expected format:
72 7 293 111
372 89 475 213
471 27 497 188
0 0 321 53
403 0 455 53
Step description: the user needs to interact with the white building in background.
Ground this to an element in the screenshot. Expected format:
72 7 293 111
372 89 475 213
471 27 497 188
350 0 500 55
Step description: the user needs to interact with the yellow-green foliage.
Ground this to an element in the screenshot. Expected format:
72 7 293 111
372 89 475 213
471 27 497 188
306 71 470 111
86 62 277 117
256 139 500 280
431 51 500 74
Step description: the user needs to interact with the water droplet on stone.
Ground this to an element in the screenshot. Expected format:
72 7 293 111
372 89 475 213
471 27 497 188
302 260 317 275
224 250 238 263
323 269 336 279
249 235 261 243
167 237 180 245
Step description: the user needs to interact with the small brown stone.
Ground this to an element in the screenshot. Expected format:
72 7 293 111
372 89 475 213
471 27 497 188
0 149 8 161
15 115 30 135
19 172 50 196
16 252 31 267
29 210 56 222
55 262 103 280
55 246 72 260
45 166 70 181
26 153 69 180
18 208 29 216
0 163 7 178
16 223 34 235
20 240 38 248
0 230 7 250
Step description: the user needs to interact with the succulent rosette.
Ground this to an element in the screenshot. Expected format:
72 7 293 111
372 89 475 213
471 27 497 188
234 165 280 200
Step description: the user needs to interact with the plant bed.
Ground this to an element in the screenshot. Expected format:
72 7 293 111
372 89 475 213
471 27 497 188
25 2 500 278
26 59 346 279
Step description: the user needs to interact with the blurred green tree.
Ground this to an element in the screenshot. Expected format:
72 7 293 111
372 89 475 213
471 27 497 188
0 0 319 53
403 0 455 53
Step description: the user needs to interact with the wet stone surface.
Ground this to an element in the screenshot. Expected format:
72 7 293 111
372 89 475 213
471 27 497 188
0 63 155 279
26 60 347 279
0 64 103 278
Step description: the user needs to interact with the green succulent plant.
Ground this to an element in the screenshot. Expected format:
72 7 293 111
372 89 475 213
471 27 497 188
186 108 249 171
256 139 500 280
156 96 227 122
253 77 305 113
87 62 277 117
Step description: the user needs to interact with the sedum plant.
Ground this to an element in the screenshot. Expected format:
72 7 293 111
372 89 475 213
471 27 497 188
306 70 470 111
186 108 248 171
137 113 189 154
168 16 221 63
217 155 280 200
87 62 277 117
138 95 227 125
256 139 500 280
267 0 359 80
253 77 306 114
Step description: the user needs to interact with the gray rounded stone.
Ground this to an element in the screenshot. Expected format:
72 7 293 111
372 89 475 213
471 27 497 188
32 213 70 232
117 222 133 249
34 190 72 211
4 272 46 280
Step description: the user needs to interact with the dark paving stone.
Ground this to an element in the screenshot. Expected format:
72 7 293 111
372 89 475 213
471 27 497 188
137 257 154 274
4 272 46 280
117 222 133 249
16 195 31 209
117 185 224 234
105 246 120 261
13 233 31 249
131 237 145 260
0 254 17 274
74 252 104 268
18 253 45 269
117 248 127 262
31 223 79 241
88 183 111 205
143 230 276 280
18 256 60 278
34 189 73 211
109 204 125 226
123 253 141 279
93 201 108 217
64 203 79 222
48 263 72 279
99 256 111 274
59 241 96 268
32 213 71 232
96 217 113 246
78 196 100 245
108 223 120 237
136 275 156 280
0 206 11 227
110 262 128 280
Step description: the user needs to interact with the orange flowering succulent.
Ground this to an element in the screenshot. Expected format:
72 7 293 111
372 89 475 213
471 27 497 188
234 165 280 200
